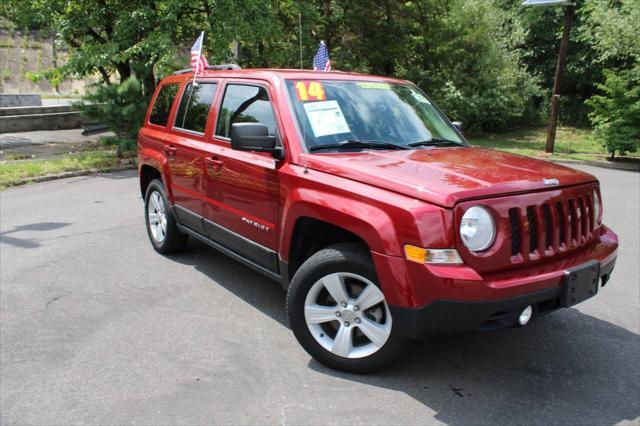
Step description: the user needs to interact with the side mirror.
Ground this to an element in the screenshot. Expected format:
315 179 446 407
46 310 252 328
452 121 463 133
230 123 283 159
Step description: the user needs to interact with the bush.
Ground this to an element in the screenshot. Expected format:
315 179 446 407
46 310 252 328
587 69 640 158
76 77 147 156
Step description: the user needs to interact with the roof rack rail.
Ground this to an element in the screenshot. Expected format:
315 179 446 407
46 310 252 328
172 64 241 75
208 64 241 71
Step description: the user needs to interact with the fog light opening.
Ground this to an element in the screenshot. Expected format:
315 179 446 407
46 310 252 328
518 305 533 326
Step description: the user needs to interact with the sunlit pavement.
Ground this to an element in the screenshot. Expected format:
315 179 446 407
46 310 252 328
1 165 638 425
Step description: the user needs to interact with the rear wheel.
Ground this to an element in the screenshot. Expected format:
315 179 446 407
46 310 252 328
287 243 406 373
144 179 188 254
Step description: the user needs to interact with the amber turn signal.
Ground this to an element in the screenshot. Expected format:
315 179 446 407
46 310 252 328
404 245 463 264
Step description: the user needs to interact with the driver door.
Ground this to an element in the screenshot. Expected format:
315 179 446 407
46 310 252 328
201 81 281 273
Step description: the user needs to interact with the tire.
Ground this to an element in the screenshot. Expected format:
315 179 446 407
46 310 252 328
144 179 188 254
287 243 406 374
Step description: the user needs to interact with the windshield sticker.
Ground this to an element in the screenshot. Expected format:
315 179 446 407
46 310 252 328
411 91 431 104
356 82 391 90
294 81 326 101
303 100 351 137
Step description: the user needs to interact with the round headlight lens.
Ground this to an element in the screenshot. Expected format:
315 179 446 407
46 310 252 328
593 189 602 225
460 206 496 252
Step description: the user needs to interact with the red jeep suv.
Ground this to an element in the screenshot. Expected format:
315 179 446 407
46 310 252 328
138 66 618 373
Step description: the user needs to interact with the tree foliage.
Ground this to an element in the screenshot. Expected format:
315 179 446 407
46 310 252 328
1 0 639 144
587 70 639 157
75 77 148 154
581 0 640 157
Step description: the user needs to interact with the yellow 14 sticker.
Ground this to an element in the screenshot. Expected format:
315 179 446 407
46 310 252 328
295 81 326 101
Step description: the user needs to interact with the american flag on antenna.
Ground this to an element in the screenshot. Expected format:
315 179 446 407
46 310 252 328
313 41 331 72
190 32 209 74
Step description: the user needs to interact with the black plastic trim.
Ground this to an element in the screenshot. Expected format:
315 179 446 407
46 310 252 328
177 223 282 283
202 218 279 273
390 256 617 339
174 205 206 235
389 287 563 340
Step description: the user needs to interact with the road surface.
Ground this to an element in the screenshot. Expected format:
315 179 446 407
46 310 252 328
1 165 638 425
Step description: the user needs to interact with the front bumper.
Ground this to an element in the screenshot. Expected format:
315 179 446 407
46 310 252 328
371 225 618 339
389 256 616 339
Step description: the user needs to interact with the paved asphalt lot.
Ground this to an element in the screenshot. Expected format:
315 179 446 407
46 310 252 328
1 165 638 425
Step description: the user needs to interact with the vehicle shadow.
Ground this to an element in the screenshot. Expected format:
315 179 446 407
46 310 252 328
0 222 71 248
170 239 639 426
170 239 288 327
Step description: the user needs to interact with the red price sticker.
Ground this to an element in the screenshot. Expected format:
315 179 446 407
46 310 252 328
294 81 326 102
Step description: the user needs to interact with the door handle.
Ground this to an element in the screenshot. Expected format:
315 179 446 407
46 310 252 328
163 145 177 156
205 156 224 170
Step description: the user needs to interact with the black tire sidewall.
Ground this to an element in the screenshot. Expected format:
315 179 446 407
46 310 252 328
144 179 186 254
287 244 405 374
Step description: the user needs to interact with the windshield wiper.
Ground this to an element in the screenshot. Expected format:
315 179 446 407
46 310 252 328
309 139 409 152
407 137 466 148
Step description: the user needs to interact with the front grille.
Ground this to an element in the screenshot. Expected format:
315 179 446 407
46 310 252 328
508 192 595 261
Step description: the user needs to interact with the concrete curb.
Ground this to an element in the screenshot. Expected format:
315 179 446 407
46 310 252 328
545 158 639 172
7 164 137 189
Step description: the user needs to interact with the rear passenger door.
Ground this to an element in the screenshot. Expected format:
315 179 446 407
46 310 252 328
167 80 218 234
200 81 281 272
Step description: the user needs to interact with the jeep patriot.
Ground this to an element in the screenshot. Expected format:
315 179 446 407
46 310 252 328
137 66 618 373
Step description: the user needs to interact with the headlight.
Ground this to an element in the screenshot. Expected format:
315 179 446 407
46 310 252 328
460 206 496 252
593 189 602 226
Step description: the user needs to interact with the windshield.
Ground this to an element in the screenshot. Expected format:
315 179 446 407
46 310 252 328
285 80 466 151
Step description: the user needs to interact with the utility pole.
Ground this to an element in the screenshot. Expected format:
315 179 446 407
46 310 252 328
522 0 575 153
545 7 574 153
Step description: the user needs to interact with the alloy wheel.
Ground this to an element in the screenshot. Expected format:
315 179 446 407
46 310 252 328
147 191 167 243
304 272 392 359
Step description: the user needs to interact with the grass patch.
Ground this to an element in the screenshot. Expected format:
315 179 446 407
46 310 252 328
468 127 637 161
0 150 124 190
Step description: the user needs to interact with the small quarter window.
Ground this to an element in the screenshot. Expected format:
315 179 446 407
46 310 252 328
149 84 178 126
216 84 276 138
174 83 218 133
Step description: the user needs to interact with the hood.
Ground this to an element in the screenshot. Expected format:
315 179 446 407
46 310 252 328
301 147 597 207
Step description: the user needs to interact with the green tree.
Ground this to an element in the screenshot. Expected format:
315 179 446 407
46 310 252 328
587 70 639 158
581 0 640 157
76 77 148 156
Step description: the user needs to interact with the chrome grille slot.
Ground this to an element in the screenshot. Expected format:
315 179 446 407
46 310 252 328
568 199 578 244
556 202 566 247
542 204 552 250
509 208 521 257
526 206 538 254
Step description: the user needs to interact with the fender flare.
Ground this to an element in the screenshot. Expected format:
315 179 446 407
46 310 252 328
279 187 402 261
138 146 173 202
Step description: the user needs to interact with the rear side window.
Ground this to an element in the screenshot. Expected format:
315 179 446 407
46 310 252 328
149 84 178 126
174 83 217 133
216 84 276 138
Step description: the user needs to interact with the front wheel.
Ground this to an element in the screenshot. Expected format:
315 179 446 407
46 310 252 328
287 243 406 373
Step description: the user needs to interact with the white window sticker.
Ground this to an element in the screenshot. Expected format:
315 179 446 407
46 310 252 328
303 100 351 138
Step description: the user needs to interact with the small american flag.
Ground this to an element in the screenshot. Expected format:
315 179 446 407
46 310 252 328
313 41 331 72
190 32 209 74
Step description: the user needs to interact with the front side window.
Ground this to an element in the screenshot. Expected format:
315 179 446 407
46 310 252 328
149 83 178 126
174 82 217 133
285 80 465 151
216 84 277 138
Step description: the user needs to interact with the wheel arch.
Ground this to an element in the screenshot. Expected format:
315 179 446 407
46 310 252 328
280 192 402 283
139 164 163 198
